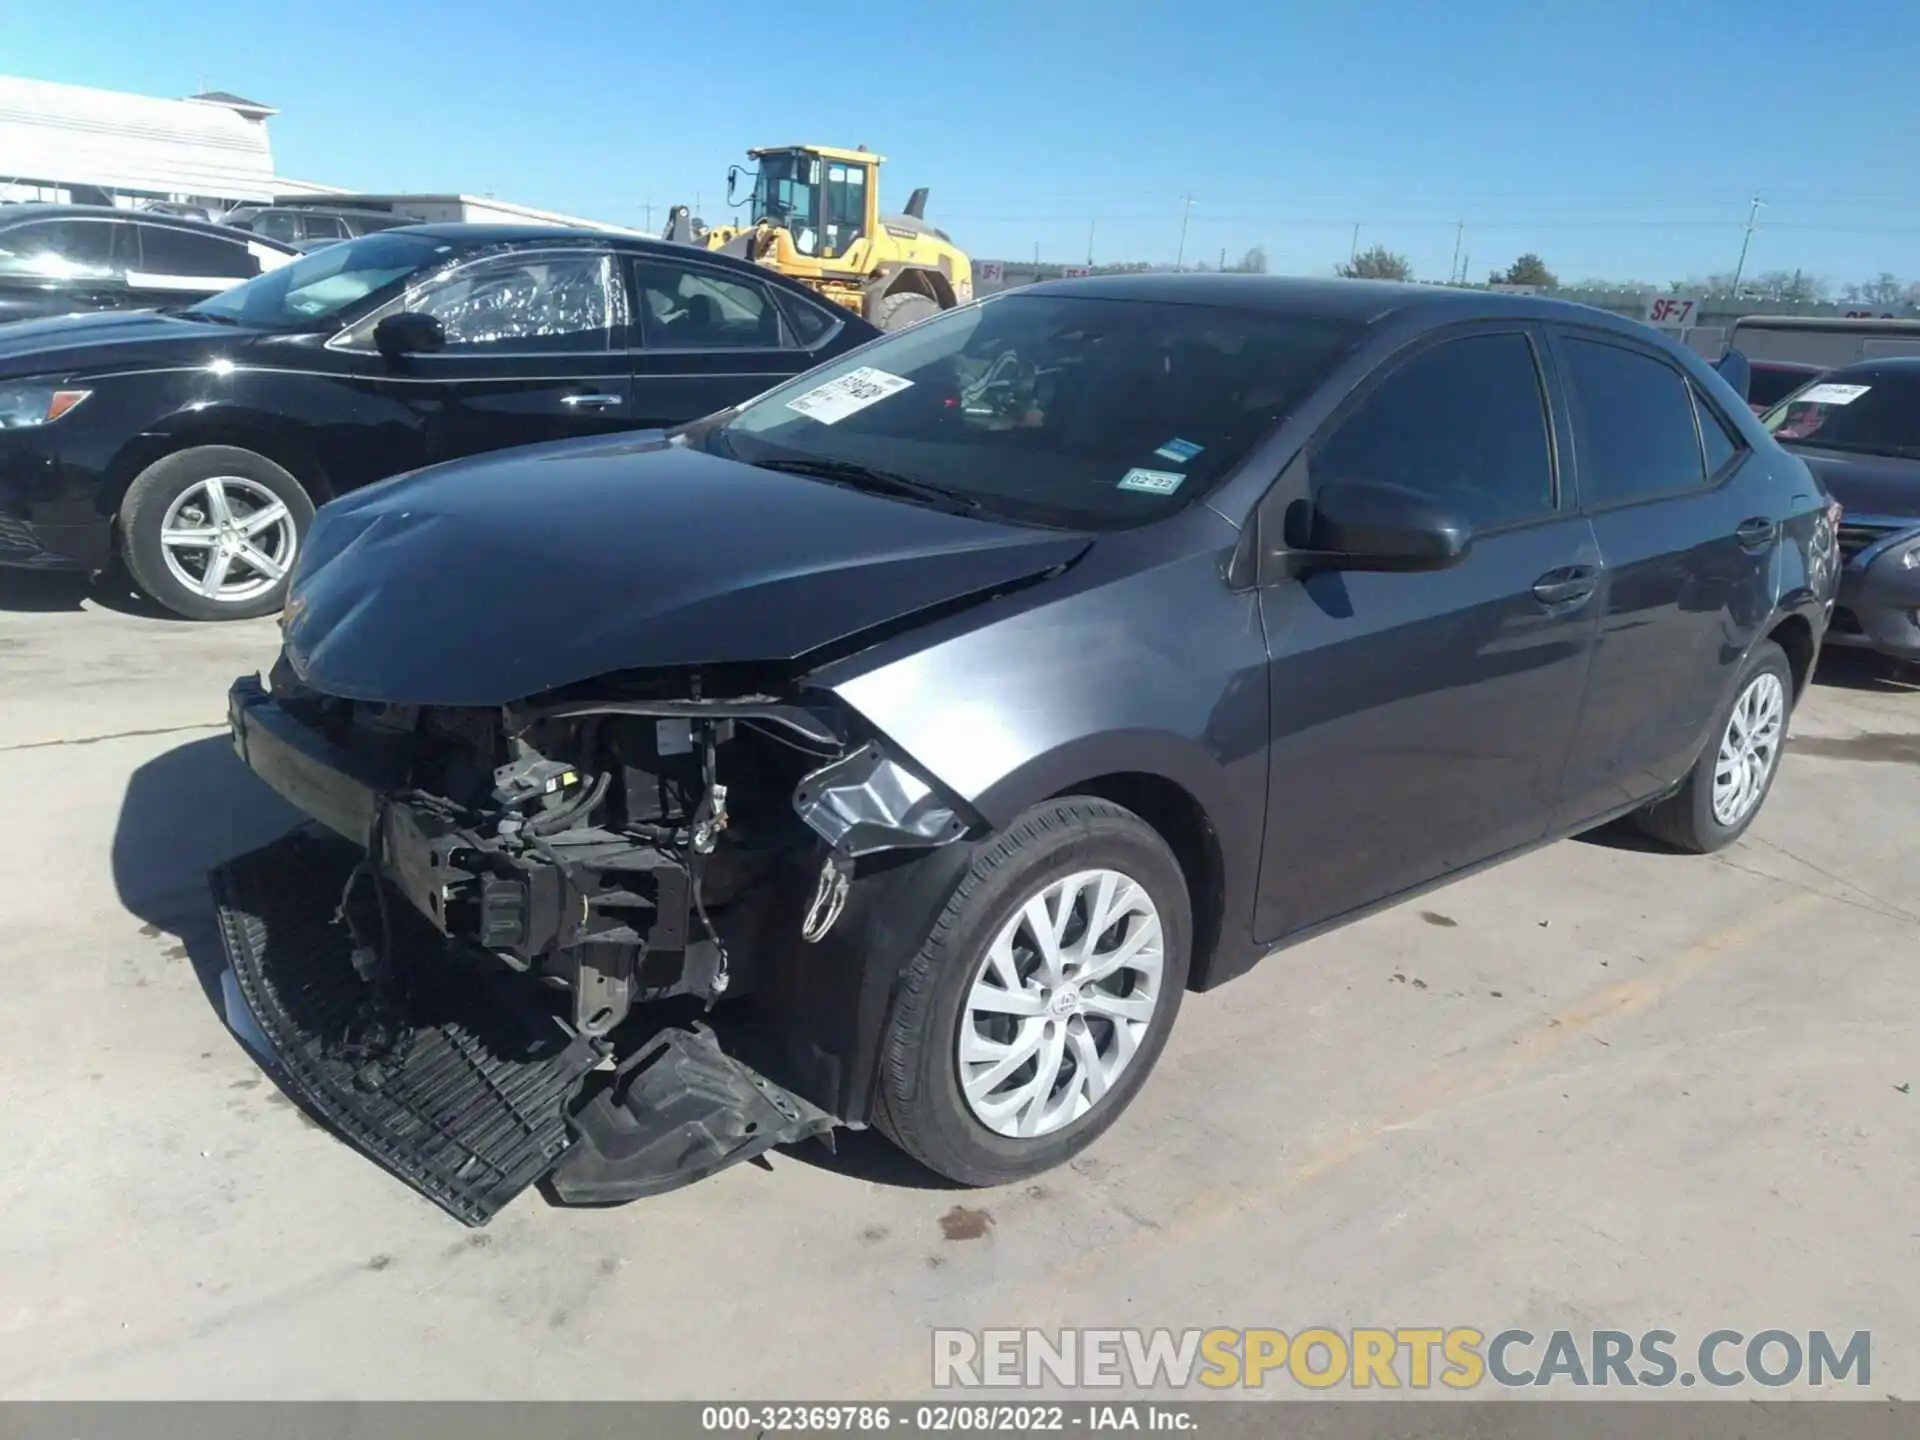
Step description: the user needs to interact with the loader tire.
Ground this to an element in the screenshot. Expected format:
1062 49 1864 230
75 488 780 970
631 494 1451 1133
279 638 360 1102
876 291 941 331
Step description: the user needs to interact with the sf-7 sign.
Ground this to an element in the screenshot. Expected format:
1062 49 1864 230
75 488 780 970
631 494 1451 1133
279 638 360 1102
1644 296 1700 328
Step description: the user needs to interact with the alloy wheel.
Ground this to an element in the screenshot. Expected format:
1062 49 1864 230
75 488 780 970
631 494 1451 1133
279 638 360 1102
957 867 1165 1139
159 476 298 605
1711 671 1785 827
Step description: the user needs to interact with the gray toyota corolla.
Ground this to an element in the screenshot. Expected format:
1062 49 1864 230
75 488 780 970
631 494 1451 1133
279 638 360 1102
219 275 1836 1224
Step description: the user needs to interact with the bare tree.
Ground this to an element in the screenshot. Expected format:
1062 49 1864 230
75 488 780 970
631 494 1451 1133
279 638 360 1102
1336 244 1412 281
1842 272 1907 307
1233 245 1269 274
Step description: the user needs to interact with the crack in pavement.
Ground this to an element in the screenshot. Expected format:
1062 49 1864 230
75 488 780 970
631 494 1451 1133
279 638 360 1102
0 722 224 754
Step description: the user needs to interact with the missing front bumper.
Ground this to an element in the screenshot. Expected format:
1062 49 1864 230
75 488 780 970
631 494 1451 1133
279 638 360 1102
211 830 836 1223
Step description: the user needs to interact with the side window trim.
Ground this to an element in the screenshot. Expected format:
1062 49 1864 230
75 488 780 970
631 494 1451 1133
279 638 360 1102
626 255 793 353
1299 321 1566 536
332 245 626 354
1688 379 1749 483
1546 323 1735 512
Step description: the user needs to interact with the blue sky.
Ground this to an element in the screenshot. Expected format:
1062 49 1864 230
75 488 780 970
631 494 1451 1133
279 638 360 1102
8 0 1920 288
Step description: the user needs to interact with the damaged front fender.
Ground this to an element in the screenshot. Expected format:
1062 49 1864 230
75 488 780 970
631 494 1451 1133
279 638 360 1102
794 742 972 858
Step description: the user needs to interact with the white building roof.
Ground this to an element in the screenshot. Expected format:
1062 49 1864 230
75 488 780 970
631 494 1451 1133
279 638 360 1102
0 75 277 203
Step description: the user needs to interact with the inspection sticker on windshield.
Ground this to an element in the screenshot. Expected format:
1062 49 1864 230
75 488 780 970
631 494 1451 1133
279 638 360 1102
785 367 914 425
1797 383 1871 406
1117 468 1186 495
1153 438 1205 464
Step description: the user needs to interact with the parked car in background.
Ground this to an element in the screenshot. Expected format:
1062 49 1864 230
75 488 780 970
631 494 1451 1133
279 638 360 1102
1762 356 1920 663
0 225 878 618
1730 314 1920 370
220 277 1835 1217
0 204 296 325
1746 358 1824 414
220 205 412 246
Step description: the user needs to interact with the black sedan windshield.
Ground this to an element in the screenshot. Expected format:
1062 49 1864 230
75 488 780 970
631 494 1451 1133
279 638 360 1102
1763 368 1920 457
188 231 452 330
718 293 1363 528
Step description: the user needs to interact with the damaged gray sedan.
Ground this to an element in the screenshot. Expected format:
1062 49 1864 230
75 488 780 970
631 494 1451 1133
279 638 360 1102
220 275 1831 1222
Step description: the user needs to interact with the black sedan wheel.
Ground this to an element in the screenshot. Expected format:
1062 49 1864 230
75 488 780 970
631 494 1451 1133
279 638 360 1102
119 446 314 621
874 798 1191 1186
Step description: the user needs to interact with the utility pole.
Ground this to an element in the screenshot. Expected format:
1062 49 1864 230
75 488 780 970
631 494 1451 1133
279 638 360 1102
1218 246 1226 271
1087 218 1097 266
1349 222 1361 264
644 194 653 232
1033 240 1040 266
1450 222 1464 285
1730 194 1765 297
1175 196 1196 271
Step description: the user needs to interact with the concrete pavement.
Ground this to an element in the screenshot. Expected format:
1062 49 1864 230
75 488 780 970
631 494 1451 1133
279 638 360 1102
0 568 1914 1401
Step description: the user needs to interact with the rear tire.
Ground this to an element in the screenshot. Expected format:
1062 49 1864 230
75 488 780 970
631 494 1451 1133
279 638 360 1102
874 798 1191 1186
119 446 313 621
1633 639 1794 853
876 290 941 332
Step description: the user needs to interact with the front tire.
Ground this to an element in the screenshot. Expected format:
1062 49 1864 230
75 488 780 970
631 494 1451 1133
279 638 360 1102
874 798 1191 1186
1633 639 1794 853
119 446 312 621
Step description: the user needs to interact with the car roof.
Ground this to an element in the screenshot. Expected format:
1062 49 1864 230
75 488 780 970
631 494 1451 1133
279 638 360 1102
1013 272 1648 333
0 202 297 251
1824 355 1920 378
380 224 869 313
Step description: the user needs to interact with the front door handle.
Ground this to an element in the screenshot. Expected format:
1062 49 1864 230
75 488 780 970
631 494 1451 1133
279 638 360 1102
1734 516 1778 550
1531 566 1598 608
561 392 624 410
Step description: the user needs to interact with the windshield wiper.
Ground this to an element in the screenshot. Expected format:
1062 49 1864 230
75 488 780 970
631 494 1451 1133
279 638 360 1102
181 309 242 325
750 456 980 511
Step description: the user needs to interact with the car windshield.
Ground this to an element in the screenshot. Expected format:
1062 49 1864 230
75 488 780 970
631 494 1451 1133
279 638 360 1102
1762 368 1920 458
714 293 1364 529
186 231 451 330
1746 365 1822 411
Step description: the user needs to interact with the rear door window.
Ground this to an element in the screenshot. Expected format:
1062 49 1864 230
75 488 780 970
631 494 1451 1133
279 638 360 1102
1311 330 1557 530
135 225 260 282
631 259 787 349
1557 335 1707 506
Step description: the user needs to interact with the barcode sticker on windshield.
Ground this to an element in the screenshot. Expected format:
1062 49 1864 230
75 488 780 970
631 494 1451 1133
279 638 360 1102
1796 383 1871 406
786 367 914 425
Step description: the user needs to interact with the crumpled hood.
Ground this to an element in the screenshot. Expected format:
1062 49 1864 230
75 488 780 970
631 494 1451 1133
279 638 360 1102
283 433 1089 706
0 308 262 379
1790 446 1920 521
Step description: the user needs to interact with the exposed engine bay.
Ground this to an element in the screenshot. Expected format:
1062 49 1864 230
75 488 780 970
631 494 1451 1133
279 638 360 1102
220 657 974 1221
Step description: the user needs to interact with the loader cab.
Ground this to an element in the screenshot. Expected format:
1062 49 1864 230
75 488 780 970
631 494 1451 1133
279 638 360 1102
735 146 880 262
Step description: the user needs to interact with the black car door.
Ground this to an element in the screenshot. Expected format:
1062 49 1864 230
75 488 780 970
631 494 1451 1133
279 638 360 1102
336 245 634 465
0 217 137 321
1254 325 1602 941
625 256 826 426
1547 328 1773 827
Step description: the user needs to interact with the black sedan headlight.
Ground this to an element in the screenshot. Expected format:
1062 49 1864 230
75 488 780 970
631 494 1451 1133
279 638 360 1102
0 383 91 429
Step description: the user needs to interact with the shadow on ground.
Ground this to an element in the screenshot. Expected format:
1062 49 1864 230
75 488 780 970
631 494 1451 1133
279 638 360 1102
780 1125 961 1191
0 563 189 619
111 734 305 1013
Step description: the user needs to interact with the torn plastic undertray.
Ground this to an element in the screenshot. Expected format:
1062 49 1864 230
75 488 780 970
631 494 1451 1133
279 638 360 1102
210 829 834 1224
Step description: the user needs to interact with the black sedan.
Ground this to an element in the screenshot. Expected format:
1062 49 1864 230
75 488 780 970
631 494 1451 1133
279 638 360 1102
1761 356 1920 662
218 276 1836 1219
0 225 877 618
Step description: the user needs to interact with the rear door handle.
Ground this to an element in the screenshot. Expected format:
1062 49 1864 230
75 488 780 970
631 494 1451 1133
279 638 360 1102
562 392 624 410
1531 565 1598 608
1735 516 1778 550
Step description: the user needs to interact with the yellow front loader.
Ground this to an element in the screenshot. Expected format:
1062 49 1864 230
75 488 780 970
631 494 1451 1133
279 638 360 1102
663 145 972 331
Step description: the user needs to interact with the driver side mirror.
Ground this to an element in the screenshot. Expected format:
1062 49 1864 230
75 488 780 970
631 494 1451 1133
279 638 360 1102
373 311 445 358
1276 478 1473 577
